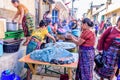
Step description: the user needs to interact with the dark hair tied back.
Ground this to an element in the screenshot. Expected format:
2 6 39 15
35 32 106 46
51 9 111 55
39 20 46 27
11 0 19 3
82 18 94 27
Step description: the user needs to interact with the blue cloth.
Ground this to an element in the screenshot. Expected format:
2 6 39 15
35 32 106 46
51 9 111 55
95 25 99 31
68 21 74 30
30 47 75 64
25 38 41 69
26 40 38 55
63 25 71 32
47 25 53 34
71 29 80 37
45 42 76 50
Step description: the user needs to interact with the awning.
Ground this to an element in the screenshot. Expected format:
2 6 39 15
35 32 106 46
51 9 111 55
93 5 106 15
55 1 69 12
104 3 120 15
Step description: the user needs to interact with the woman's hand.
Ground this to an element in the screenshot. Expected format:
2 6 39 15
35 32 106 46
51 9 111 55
66 34 73 40
46 33 56 43
12 19 15 23
98 50 103 54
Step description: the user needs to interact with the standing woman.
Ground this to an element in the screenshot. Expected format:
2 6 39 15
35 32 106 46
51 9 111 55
95 17 120 80
11 0 34 45
68 18 95 80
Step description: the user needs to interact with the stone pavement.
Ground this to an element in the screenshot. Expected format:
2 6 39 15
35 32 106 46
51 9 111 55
21 64 117 80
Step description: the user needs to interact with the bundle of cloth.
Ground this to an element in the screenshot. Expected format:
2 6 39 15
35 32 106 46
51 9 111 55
30 47 75 65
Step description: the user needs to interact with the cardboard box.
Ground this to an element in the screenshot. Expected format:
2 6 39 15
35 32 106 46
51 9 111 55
0 18 6 38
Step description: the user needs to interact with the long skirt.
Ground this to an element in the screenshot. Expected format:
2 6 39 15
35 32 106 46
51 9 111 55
95 46 119 78
22 14 34 37
75 46 95 80
24 37 41 69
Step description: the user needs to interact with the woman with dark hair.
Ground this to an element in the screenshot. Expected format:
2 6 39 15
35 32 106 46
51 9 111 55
43 11 52 20
67 18 95 80
11 0 34 45
95 17 120 80
52 22 58 34
46 19 54 43
25 20 56 80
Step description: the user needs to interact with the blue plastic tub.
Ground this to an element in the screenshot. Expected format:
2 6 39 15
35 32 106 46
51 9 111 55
1 70 20 80
0 40 3 56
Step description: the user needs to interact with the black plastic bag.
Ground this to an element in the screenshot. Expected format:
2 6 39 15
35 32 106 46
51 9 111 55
94 53 104 68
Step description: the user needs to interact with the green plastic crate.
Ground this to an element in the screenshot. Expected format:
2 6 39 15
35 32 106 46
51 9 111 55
4 30 24 40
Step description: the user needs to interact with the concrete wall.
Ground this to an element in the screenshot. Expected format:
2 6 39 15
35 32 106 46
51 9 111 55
0 47 25 77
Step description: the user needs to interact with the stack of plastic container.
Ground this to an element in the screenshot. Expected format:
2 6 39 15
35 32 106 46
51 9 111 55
1 70 20 80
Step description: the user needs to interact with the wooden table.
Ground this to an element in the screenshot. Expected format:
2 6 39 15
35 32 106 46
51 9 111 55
19 54 78 80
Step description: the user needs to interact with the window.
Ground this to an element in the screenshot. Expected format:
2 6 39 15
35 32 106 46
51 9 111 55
52 9 58 23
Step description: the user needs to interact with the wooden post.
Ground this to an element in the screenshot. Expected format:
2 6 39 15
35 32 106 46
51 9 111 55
27 63 37 75
68 68 72 80
49 4 52 13
39 0 43 20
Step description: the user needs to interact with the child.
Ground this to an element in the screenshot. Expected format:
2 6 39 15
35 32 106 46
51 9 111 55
25 20 56 80
11 0 34 45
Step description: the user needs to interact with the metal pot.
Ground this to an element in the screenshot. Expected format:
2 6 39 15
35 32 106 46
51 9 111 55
6 22 18 31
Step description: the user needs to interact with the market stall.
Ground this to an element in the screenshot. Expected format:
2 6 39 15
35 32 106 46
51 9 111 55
19 53 78 80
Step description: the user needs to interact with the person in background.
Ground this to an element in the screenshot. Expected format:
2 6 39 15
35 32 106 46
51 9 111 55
104 19 112 29
46 19 54 43
99 20 105 34
43 11 52 20
52 22 58 35
67 18 95 80
47 19 53 34
95 17 120 80
52 22 59 41
65 20 71 32
71 20 80 37
11 0 34 45
94 24 99 36
25 20 56 80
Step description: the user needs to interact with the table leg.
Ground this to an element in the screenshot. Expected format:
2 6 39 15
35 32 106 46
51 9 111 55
27 63 37 75
45 65 47 73
34 64 38 74
64 68 67 74
68 68 72 80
